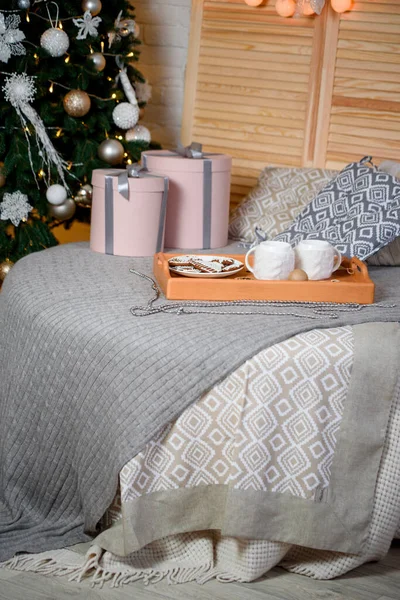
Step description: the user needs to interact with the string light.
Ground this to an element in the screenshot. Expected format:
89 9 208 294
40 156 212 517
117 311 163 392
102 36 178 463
123 152 128 158
117 135 123 140
58 21 63 29
67 162 73 171
38 169 45 178
56 129 62 138
89 46 94 54
111 93 117 99
101 41 105 52
127 159 132 165
26 12 30 22
126 52 134 58
49 82 54 93
65 55 70 64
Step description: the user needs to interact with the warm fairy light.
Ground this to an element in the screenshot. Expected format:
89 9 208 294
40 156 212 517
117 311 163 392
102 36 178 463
107 77 112 81
58 21 63 29
111 93 117 99
90 46 94 54
49 82 54 93
65 55 70 64
56 129 62 138
26 12 30 22
67 162 73 171
127 159 132 165
101 41 105 52
34 53 39 60
117 135 123 140
38 169 45 178
127 52 134 58
123 152 128 157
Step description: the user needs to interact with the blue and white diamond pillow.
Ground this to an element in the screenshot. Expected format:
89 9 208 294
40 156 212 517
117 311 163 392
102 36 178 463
274 157 400 260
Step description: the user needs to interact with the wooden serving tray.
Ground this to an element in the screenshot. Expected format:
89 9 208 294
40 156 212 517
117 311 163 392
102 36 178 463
153 253 375 304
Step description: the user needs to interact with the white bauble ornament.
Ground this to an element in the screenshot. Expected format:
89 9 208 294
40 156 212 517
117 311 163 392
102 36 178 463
18 0 30 8
82 0 102 16
46 184 68 206
87 52 106 71
40 28 70 57
112 102 139 130
125 124 151 143
98 139 124 165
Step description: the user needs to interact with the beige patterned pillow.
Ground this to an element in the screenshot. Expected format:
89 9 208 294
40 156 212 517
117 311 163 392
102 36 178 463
229 167 338 244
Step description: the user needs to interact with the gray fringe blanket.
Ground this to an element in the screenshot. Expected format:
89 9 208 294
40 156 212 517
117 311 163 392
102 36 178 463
1 242 400 562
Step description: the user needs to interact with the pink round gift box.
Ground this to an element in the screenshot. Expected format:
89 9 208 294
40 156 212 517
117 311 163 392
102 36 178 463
90 169 167 257
142 150 232 249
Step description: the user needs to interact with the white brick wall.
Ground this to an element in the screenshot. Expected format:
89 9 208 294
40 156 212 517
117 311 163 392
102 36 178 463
133 0 192 148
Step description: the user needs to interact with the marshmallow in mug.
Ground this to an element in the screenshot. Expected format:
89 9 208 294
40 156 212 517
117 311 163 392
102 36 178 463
295 240 342 280
245 241 295 280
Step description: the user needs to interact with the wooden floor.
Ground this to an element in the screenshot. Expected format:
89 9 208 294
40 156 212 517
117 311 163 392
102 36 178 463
0 542 399 600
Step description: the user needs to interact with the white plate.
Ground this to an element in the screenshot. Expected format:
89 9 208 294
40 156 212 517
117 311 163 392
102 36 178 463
169 255 244 278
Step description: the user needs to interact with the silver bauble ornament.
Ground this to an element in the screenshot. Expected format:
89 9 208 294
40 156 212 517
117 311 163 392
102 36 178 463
17 0 30 8
98 139 124 165
0 162 6 189
112 102 139 130
63 90 91 117
82 0 102 16
46 184 68 206
40 28 70 57
49 198 76 221
125 124 151 144
0 259 14 283
87 52 106 72
75 184 93 207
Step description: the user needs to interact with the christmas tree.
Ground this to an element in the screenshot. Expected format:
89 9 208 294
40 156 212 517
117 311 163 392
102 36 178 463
0 0 155 282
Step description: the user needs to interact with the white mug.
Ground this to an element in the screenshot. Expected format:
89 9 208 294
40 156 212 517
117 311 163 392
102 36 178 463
295 240 342 280
245 241 295 280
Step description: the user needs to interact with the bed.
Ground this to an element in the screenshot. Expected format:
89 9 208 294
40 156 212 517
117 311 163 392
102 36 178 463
0 231 399 587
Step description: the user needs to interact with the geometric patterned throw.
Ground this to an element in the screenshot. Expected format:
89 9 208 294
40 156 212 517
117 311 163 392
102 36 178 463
275 157 400 260
104 327 354 529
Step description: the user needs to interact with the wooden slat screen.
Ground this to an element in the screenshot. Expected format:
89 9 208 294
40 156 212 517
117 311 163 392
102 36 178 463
182 0 400 209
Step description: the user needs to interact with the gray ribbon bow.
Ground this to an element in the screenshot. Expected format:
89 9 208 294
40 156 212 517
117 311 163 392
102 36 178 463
118 164 145 200
175 142 204 159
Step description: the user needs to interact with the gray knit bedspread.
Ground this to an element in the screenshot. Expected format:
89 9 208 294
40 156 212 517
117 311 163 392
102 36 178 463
1 242 400 562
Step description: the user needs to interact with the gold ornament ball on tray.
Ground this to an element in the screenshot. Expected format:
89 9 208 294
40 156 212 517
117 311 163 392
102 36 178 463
75 184 93 207
40 28 70 57
0 259 14 283
49 198 76 221
98 139 124 165
63 90 91 117
288 269 308 281
0 162 6 188
82 0 102 16
87 52 106 72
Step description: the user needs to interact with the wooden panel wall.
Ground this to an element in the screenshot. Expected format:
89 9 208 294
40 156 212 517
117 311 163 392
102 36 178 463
182 0 400 209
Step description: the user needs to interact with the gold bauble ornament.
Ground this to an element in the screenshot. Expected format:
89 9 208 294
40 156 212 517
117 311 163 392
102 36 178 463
87 52 106 72
75 184 93 207
63 90 91 117
0 162 6 188
0 259 14 283
49 198 76 221
82 0 102 16
98 139 124 165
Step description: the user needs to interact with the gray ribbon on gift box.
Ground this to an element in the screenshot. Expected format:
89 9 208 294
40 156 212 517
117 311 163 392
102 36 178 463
142 143 213 248
104 164 169 256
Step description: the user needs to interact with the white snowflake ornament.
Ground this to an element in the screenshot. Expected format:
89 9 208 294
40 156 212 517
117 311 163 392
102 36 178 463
0 191 33 227
73 10 102 40
0 13 26 64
